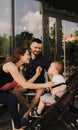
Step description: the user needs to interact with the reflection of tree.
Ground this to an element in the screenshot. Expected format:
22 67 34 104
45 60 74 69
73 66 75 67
0 34 10 56
15 31 34 48
0 28 78 68
74 30 78 41
0 31 34 58
49 23 63 61
49 23 55 61
65 40 78 67
49 24 78 68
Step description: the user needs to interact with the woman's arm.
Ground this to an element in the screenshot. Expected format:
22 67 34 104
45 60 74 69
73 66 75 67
19 66 42 83
3 62 54 89
19 65 24 76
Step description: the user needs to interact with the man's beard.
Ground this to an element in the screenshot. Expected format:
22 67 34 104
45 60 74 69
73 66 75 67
32 51 40 57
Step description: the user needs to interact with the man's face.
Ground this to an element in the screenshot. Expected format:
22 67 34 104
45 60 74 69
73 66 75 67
30 42 42 56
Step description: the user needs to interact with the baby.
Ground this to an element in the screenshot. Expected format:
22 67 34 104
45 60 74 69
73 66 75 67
32 60 67 117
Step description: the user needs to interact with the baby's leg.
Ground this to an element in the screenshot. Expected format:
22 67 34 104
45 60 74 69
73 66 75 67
23 88 45 119
37 101 45 114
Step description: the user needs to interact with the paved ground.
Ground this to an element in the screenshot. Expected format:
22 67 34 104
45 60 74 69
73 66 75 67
0 111 12 130
0 105 27 130
0 105 12 130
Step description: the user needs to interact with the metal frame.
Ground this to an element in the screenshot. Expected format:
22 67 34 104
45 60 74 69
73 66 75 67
11 0 15 54
40 1 78 60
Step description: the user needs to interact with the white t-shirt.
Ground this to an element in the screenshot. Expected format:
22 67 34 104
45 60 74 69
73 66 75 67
52 74 66 97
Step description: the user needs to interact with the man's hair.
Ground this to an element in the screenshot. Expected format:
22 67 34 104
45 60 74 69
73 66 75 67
31 38 42 44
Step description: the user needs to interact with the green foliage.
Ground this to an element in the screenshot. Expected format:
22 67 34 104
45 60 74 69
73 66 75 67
49 23 78 69
74 30 78 41
50 23 55 40
66 40 78 66
0 34 10 57
49 23 55 61
15 31 34 48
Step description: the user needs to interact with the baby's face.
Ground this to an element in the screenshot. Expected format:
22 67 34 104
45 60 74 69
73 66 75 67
48 63 56 76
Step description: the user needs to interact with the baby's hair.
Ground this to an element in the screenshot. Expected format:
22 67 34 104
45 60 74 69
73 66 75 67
52 60 64 74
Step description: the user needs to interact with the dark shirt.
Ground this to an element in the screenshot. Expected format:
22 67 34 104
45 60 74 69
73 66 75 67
24 54 50 83
0 66 13 88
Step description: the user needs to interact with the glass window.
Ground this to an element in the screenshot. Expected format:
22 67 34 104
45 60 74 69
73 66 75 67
49 17 56 61
0 0 11 62
62 20 78 77
15 0 42 47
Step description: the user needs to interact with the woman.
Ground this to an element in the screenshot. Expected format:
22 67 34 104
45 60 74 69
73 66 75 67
0 46 54 130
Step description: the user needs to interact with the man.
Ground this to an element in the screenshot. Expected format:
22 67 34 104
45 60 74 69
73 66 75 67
22 38 50 121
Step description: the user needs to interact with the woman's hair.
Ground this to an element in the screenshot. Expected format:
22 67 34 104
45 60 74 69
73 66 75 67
0 46 29 67
52 60 64 74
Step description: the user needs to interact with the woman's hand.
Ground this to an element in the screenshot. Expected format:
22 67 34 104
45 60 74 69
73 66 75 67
36 66 42 76
43 82 56 88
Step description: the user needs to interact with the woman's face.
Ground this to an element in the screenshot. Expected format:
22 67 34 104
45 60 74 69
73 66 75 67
21 50 31 63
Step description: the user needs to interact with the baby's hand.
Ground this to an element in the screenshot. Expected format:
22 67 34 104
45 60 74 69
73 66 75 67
36 66 42 76
49 87 53 92
51 90 56 96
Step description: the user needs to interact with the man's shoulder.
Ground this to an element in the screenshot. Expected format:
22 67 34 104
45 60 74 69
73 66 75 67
38 54 48 61
38 54 45 58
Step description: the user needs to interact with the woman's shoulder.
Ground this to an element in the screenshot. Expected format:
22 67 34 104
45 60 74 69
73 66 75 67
3 62 16 73
3 62 15 67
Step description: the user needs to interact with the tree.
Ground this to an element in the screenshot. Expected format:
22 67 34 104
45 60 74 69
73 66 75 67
49 23 55 61
15 31 34 47
74 30 78 41
0 34 10 56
